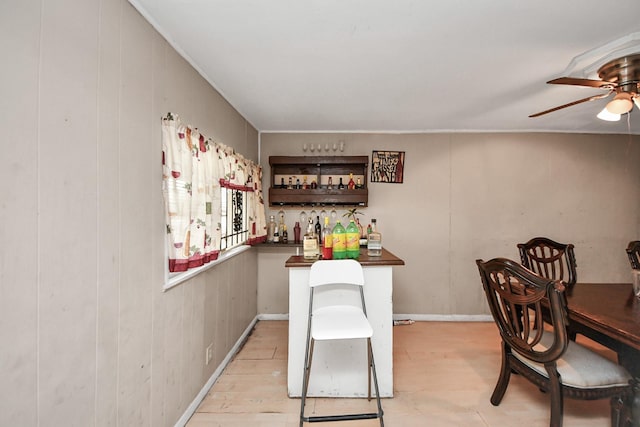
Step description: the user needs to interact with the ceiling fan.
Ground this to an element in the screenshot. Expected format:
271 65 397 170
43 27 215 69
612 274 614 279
530 54 640 121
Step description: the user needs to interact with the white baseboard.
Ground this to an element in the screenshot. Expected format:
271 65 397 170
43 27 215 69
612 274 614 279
174 316 259 427
257 313 289 321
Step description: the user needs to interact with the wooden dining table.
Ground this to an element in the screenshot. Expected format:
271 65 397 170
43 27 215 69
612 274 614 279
565 282 640 375
564 282 640 424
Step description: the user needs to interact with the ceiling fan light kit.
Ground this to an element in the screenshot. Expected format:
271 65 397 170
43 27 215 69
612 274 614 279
605 92 634 114
596 107 621 121
530 53 640 120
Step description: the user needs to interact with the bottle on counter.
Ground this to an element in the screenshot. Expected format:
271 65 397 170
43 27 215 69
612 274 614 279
338 177 345 189
356 177 363 189
347 173 356 190
332 220 346 259
276 213 284 243
367 218 382 256
288 177 293 190
321 217 333 260
282 225 288 244
295 177 301 189
314 216 322 242
327 176 333 190
310 179 318 189
280 177 285 188
293 221 301 244
303 218 319 260
345 219 360 259
267 215 276 243
302 175 309 189
356 218 364 239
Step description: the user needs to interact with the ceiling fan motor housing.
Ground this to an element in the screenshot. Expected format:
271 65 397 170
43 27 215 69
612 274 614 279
597 54 640 95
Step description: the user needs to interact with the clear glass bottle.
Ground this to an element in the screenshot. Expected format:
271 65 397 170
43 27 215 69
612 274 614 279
332 220 346 259
367 218 382 256
321 217 333 260
303 218 319 260
356 218 364 239
277 213 285 243
267 215 276 243
346 219 360 259
327 176 333 190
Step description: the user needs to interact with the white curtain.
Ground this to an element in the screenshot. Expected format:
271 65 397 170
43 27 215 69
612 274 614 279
162 113 266 273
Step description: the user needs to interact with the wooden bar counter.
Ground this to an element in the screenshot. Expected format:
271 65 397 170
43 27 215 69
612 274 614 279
286 247 404 398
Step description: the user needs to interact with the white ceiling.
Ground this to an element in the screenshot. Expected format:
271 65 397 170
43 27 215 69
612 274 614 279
129 0 640 135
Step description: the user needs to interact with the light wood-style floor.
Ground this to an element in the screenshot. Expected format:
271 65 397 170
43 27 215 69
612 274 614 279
187 320 618 427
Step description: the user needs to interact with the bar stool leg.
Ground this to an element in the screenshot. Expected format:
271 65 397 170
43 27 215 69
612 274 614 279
368 338 385 427
300 339 315 427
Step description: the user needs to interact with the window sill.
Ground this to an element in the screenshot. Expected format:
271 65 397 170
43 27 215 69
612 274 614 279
163 245 252 291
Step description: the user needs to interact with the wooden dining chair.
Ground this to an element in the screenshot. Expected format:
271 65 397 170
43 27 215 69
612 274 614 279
518 237 578 338
517 237 577 291
626 241 640 270
476 257 634 427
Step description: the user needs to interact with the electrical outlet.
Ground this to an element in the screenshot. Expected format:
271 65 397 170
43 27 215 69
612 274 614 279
205 343 213 365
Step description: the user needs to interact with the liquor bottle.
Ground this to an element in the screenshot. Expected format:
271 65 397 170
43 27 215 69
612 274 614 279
293 221 301 244
282 225 288 243
332 220 347 259
338 177 345 189
327 176 333 190
267 215 276 243
277 215 285 243
347 173 356 190
296 177 301 189
310 179 318 189
287 177 293 190
303 218 319 260
314 216 322 241
367 218 382 256
302 175 309 189
356 218 364 239
321 217 333 259
356 177 363 189
280 177 285 188
345 219 360 259
273 221 280 243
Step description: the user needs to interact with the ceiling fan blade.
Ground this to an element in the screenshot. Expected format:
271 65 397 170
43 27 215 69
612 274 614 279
529 91 612 118
547 77 614 88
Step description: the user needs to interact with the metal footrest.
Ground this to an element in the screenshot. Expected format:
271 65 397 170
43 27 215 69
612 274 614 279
304 412 382 423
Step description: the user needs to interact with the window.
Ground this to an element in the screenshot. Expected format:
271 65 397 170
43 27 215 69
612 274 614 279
161 112 266 286
220 186 249 250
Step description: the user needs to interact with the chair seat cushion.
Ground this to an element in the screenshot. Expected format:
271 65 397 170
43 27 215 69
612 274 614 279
512 333 632 389
311 305 373 341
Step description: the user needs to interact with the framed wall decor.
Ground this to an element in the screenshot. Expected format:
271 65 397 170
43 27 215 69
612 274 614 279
371 150 405 183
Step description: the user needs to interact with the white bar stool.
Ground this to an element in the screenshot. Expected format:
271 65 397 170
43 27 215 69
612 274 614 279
299 259 384 426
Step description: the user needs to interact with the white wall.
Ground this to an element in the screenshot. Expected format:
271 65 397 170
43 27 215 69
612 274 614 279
258 132 640 315
1 1 258 426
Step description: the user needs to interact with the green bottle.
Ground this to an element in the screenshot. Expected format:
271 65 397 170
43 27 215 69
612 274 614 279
332 220 347 259
345 219 360 259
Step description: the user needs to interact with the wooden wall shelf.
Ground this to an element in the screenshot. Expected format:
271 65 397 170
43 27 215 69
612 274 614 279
268 155 369 206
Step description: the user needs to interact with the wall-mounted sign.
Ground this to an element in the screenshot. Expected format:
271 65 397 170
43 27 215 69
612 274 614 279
371 150 405 183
